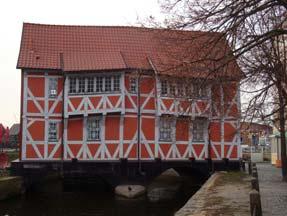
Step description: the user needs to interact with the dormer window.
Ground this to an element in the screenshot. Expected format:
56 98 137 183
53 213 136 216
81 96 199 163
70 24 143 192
68 75 121 95
160 78 209 99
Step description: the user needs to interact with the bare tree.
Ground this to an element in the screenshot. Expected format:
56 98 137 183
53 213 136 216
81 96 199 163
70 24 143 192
152 0 287 180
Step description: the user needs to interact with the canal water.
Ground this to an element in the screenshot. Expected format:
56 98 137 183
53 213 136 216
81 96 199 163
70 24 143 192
0 177 200 216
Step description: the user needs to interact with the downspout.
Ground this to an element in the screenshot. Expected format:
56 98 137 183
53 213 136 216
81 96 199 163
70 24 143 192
60 53 65 175
137 70 143 175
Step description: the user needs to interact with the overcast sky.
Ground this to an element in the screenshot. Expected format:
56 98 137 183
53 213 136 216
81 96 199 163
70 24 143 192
0 0 163 127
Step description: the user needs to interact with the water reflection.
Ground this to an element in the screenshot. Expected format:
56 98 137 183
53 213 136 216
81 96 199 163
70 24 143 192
0 179 197 216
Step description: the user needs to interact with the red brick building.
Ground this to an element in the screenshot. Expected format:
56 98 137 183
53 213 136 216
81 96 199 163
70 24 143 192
16 23 243 167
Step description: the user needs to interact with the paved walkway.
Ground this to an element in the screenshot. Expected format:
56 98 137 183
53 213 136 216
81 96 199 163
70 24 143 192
176 172 251 216
257 163 287 216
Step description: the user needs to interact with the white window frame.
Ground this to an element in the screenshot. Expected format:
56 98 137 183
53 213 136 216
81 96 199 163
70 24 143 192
114 75 121 92
161 80 168 96
78 77 86 93
69 77 77 94
68 74 122 95
87 77 94 93
159 116 173 141
95 76 103 93
130 77 137 93
192 118 208 142
105 76 112 92
87 116 101 141
48 78 58 98
48 121 58 142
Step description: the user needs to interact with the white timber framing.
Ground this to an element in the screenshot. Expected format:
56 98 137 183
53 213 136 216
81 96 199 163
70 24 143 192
22 71 28 160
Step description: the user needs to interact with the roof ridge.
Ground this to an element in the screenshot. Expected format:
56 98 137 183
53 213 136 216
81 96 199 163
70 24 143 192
22 22 221 35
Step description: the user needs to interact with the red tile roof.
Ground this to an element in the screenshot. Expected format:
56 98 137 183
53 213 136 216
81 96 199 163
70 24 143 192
17 23 243 79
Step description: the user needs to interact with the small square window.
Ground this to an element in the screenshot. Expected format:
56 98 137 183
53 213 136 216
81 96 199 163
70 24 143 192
48 122 58 141
49 78 58 98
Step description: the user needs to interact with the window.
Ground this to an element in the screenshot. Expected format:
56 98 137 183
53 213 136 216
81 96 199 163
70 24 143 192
114 76 120 91
192 118 207 142
193 83 200 98
177 81 184 97
169 82 176 96
49 78 58 98
87 77 94 93
68 75 122 95
96 77 103 92
201 85 208 97
161 80 168 96
105 77 112 92
69 77 77 93
185 84 192 98
78 77 86 93
48 122 58 141
130 77 137 93
193 83 208 98
87 117 101 141
159 116 173 141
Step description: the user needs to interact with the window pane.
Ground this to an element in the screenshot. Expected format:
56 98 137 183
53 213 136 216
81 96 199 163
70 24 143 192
130 77 137 93
114 76 120 91
96 77 103 92
87 77 94 93
169 82 176 96
105 77 112 92
78 77 86 93
193 84 200 98
192 118 206 142
87 117 101 141
49 78 58 98
177 81 184 97
159 116 172 141
69 77 77 93
161 80 168 95
48 122 58 141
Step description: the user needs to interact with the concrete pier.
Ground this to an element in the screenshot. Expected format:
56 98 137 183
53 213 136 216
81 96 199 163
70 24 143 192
147 168 182 202
115 185 146 199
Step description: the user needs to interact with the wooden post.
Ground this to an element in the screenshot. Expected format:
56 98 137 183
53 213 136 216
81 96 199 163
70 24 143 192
241 160 246 172
252 170 258 179
250 189 262 216
251 177 259 192
248 161 252 175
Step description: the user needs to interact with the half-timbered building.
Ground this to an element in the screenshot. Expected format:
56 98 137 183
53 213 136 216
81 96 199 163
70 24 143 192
16 23 243 176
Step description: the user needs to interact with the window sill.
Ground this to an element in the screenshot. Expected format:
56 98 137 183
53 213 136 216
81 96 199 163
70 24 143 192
68 91 121 96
